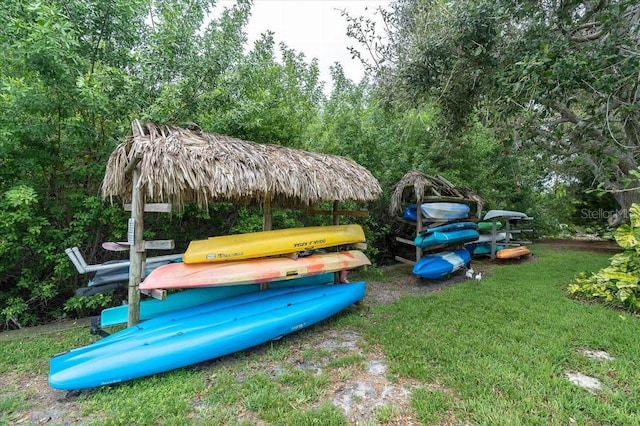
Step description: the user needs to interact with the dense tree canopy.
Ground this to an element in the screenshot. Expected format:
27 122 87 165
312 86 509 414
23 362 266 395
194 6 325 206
0 0 327 328
359 0 640 220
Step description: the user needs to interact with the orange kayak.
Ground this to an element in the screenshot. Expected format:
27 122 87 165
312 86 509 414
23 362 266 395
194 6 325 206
140 250 370 290
496 246 531 259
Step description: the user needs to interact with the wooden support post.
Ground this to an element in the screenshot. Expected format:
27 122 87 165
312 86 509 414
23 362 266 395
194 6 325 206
127 163 145 326
332 201 339 225
490 220 498 260
262 195 272 231
415 201 423 261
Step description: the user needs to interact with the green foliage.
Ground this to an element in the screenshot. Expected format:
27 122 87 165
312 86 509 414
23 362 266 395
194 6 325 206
0 186 60 328
367 0 640 215
568 203 640 311
63 292 113 318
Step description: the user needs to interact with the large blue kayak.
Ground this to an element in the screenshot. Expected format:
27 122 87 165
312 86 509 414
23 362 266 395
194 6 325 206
49 282 365 390
414 228 479 249
412 249 471 279
99 272 336 327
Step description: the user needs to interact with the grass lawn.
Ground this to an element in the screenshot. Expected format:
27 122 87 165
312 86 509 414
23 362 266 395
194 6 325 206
1 245 639 425
361 245 640 425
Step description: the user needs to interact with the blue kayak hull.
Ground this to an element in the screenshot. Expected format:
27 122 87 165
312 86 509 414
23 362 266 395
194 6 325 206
99 272 336 327
49 282 365 390
412 249 471 279
422 221 478 234
414 229 479 248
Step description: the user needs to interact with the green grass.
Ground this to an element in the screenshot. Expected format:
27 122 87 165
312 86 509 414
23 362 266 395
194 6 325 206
2 245 639 425
360 245 640 424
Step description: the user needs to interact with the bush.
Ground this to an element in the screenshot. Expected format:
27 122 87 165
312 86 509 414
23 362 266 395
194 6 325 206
567 203 640 311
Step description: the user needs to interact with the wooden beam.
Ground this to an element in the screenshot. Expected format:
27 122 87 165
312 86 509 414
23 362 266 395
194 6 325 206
144 240 174 250
102 240 175 252
395 236 416 246
394 255 416 266
421 195 473 203
305 209 369 217
140 289 167 300
124 203 172 213
351 242 367 250
123 152 143 176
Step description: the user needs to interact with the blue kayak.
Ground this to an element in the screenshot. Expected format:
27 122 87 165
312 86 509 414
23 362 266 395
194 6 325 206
412 249 471 280
421 221 478 234
414 228 479 249
49 282 365 390
99 272 336 327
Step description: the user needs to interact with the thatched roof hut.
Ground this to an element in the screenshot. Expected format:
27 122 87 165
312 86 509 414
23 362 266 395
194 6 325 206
389 170 483 217
102 121 382 209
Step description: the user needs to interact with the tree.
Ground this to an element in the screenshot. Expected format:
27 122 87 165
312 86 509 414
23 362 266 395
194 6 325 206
356 0 640 222
0 0 253 327
202 32 324 147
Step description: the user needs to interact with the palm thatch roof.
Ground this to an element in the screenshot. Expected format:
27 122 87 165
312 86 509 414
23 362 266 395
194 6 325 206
389 170 483 217
102 121 382 209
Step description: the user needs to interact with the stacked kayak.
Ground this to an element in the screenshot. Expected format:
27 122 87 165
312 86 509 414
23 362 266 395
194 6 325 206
183 224 365 263
140 250 370 290
100 272 336 328
466 243 506 257
49 282 366 390
405 202 477 280
496 246 531 259
465 210 532 259
53 225 371 390
412 249 471 280
414 222 479 249
76 259 178 297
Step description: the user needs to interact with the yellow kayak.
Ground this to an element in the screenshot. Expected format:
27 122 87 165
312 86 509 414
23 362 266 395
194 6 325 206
183 224 366 264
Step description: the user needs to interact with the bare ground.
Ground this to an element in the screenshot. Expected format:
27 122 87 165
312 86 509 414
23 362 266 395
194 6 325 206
0 256 524 425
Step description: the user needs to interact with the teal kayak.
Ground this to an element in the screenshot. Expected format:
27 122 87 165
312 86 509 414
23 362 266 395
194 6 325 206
100 272 336 327
414 228 479 249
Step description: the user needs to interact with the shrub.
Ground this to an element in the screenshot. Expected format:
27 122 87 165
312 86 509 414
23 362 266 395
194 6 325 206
567 203 640 311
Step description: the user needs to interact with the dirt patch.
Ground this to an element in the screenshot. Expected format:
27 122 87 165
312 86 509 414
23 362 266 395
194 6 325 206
540 238 621 253
0 372 94 425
